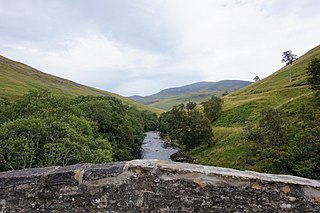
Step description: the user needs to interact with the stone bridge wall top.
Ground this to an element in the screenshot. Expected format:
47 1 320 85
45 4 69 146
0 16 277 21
0 159 319 212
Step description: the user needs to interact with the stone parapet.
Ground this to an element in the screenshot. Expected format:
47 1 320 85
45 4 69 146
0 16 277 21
0 160 319 212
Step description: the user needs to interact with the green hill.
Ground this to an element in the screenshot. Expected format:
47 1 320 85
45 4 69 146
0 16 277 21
129 80 252 110
219 45 320 125
0 55 162 113
190 44 320 169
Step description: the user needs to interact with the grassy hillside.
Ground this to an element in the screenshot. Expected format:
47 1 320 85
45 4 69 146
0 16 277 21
130 80 252 110
0 55 162 114
190 44 320 168
219 45 320 126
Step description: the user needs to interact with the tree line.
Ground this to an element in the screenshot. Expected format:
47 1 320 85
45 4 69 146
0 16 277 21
0 90 158 171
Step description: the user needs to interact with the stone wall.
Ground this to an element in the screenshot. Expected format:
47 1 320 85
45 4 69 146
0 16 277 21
0 160 319 212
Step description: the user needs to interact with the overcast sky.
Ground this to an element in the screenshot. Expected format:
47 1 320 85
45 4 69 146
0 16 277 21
0 0 319 96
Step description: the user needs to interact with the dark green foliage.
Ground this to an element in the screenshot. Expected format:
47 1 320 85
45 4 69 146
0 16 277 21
253 76 260 82
201 96 223 122
282 50 298 82
159 104 187 141
0 116 96 170
180 110 213 150
282 50 298 65
258 108 288 147
0 91 109 171
0 90 158 171
222 91 229 96
186 102 197 110
13 90 80 119
0 97 12 123
307 58 320 99
140 110 159 131
159 104 213 150
74 96 155 161
242 105 320 179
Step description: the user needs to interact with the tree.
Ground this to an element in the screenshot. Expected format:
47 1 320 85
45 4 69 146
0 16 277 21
243 105 320 179
13 89 79 119
0 97 13 125
0 138 36 170
282 50 298 82
201 96 223 122
306 58 320 99
140 110 159 131
159 104 186 141
180 110 213 150
222 91 229 96
186 102 197 110
243 107 289 174
7 91 105 166
0 90 154 171
258 108 288 147
159 104 213 150
74 95 149 161
0 118 46 170
282 50 298 65
253 76 260 82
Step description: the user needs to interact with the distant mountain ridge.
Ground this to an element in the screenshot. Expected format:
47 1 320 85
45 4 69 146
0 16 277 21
154 80 252 97
129 80 252 110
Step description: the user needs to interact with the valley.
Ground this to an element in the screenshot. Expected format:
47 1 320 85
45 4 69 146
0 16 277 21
0 44 319 179
1 2 319 211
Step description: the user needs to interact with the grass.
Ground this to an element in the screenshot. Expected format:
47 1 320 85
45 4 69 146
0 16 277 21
190 127 250 168
0 55 162 114
191 44 320 169
215 102 258 126
217 44 320 126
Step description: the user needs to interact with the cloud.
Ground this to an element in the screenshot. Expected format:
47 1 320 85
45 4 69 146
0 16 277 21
0 0 320 96
162 0 320 81
1 33 169 85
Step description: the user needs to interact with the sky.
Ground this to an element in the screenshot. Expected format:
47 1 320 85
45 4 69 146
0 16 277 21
0 0 320 96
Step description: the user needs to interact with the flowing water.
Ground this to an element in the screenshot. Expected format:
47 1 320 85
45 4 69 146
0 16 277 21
141 131 179 161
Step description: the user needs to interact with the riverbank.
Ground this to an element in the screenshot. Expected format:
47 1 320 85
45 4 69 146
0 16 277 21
170 151 194 163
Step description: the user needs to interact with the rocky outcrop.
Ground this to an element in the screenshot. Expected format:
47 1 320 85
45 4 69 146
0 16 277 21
0 160 319 212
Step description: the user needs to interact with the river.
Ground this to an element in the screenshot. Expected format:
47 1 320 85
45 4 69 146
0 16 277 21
141 131 179 161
